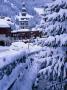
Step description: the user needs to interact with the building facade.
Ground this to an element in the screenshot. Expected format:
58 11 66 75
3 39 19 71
0 19 12 46
16 2 31 29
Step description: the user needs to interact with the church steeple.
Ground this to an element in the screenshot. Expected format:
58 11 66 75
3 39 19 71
16 2 33 30
21 2 26 16
18 2 29 29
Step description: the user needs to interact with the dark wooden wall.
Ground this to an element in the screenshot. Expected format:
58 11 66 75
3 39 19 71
11 31 42 39
0 28 11 34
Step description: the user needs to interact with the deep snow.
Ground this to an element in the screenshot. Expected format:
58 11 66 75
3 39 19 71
11 59 41 90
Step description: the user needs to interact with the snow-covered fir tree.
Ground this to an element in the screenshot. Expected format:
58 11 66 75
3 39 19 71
33 0 67 90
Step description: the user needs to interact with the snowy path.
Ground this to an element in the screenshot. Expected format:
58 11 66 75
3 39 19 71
11 59 41 90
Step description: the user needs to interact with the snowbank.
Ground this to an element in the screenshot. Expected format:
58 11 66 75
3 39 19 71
0 42 42 90
0 42 42 69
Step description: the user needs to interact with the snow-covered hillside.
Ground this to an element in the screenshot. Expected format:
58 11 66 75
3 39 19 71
0 0 52 17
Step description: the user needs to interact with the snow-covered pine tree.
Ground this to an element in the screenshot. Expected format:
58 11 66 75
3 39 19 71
33 0 67 90
44 0 67 36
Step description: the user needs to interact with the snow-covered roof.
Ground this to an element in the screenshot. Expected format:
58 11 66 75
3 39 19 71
0 19 10 28
32 27 43 31
34 7 45 15
32 28 37 31
11 29 30 33
4 17 14 25
4 17 11 21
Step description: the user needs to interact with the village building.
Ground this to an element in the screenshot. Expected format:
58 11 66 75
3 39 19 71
16 2 32 29
0 19 12 46
11 2 42 42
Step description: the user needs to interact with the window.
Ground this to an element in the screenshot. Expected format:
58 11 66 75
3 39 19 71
22 13 26 16
22 9 26 12
21 23 24 25
21 18 24 20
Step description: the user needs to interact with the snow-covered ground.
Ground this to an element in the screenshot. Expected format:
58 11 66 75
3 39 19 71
0 46 9 52
0 42 42 90
0 42 42 68
11 59 41 90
